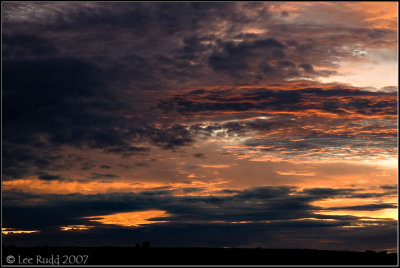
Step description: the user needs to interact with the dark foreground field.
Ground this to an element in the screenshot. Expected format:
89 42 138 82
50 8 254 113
2 246 397 265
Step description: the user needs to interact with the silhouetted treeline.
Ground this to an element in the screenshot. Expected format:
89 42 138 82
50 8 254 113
2 245 397 265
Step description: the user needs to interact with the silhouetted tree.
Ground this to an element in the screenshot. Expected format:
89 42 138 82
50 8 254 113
135 243 140 248
142 241 150 248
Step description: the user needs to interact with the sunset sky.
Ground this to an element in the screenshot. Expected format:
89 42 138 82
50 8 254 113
2 2 398 252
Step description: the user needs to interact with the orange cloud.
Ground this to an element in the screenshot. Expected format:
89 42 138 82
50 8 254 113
85 210 171 227
276 171 315 177
200 164 231 168
60 225 94 231
2 178 227 195
2 228 39 235
345 2 398 30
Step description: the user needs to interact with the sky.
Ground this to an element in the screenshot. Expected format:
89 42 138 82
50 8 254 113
2 2 398 252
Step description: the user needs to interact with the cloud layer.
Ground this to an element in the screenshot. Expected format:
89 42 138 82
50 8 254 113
3 185 397 250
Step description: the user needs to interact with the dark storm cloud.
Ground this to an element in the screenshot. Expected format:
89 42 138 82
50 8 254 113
206 36 335 82
2 33 58 59
3 4 238 154
2 3 247 179
3 2 381 93
2 56 196 179
3 58 117 146
53 3 237 34
3 57 143 178
3 186 396 250
3 2 396 180
208 38 285 71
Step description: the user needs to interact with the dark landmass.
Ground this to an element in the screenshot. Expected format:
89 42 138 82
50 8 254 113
2 246 397 265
